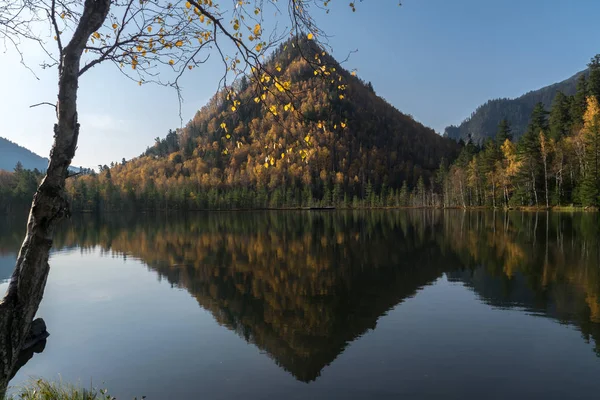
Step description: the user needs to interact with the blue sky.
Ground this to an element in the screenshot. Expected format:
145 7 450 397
1 0 600 168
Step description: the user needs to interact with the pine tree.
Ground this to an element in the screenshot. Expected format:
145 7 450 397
549 91 572 139
365 180 373 206
571 74 588 127
496 119 513 144
399 181 409 207
517 103 548 205
588 54 600 102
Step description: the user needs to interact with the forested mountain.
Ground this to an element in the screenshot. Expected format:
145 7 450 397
427 55 600 209
0 137 49 172
445 69 589 144
60 38 459 211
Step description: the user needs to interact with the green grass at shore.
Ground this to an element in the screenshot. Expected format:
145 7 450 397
6 379 121 400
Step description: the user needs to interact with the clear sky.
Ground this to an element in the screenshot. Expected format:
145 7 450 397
2 0 600 168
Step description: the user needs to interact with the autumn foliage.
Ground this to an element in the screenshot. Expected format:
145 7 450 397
62 39 458 211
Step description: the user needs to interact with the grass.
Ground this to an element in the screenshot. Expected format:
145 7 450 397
6 379 125 400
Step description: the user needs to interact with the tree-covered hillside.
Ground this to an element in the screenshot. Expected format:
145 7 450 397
445 69 588 144
431 55 600 209
0 137 49 171
61 38 460 211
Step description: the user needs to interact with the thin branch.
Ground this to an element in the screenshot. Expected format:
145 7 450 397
29 102 57 110
49 0 63 71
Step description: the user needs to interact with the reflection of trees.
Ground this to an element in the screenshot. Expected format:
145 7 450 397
55 211 449 381
442 211 600 355
23 211 600 379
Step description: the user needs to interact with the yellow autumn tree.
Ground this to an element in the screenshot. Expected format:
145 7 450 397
580 96 600 206
500 138 520 205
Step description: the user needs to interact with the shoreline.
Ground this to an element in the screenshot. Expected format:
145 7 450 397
59 205 600 214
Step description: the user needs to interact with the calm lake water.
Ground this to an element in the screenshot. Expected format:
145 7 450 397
1 211 600 399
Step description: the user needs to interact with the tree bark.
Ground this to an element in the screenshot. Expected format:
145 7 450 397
0 0 110 393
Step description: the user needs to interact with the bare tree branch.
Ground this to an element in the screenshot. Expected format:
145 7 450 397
29 102 57 109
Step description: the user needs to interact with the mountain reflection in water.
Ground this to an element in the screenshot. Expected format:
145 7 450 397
1 210 599 389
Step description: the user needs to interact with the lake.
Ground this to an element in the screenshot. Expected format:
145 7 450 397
1 210 600 399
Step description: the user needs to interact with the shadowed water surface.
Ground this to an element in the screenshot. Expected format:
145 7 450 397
1 211 600 399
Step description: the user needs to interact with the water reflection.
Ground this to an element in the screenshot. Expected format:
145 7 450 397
50 211 600 378
2 211 600 385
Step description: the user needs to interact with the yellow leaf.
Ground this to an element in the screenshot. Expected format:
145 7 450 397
351 71 357 76
175 40 184 47
168 59 174 65
254 97 260 103
307 33 314 40
112 23 118 29
185 1 191 8
231 106 236 111
93 32 100 39
188 65 193 70
339 94 344 100
263 162 269 168
281 153 285 159
147 26 152 32
255 43 263 52
226 134 231 139
253 24 261 36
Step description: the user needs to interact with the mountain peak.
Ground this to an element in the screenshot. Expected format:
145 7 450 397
144 38 458 188
65 40 459 211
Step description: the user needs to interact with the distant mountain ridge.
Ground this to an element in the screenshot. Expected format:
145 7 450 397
445 69 589 144
0 137 49 172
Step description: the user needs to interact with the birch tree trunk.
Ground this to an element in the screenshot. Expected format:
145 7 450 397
0 0 110 393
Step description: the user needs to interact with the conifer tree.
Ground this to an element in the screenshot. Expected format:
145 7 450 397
517 103 548 205
496 119 513 144
588 55 600 102
571 74 588 127
549 91 572 139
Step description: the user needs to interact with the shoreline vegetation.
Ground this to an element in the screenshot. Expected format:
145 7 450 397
3 53 600 216
3 54 600 214
5 379 120 400
65 205 599 213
